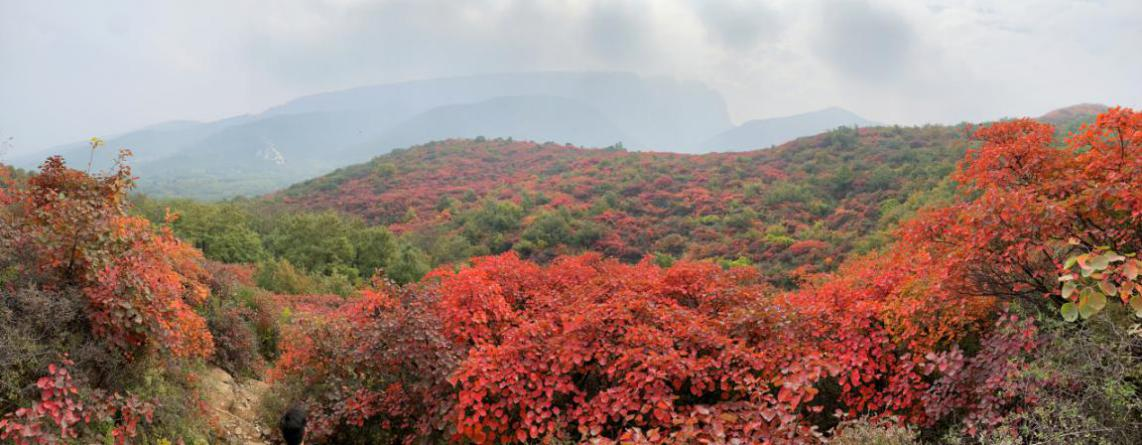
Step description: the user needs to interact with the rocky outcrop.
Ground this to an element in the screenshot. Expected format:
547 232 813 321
199 367 272 445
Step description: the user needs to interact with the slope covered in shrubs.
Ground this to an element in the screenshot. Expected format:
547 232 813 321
267 108 1142 444
2 108 1138 444
275 125 969 283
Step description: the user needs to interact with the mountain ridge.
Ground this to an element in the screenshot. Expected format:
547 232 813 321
700 107 876 152
11 72 741 199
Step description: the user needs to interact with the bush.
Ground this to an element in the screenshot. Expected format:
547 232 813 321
992 306 1140 445
0 153 217 443
256 258 318 294
248 292 283 362
832 418 919 445
0 286 127 411
205 304 263 378
204 261 256 298
387 244 431 285
268 284 460 444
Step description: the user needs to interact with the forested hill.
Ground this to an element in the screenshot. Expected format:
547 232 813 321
273 124 971 280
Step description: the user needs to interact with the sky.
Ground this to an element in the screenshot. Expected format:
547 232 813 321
2 0 1140 155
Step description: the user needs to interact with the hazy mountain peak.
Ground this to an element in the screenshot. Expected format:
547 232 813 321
700 107 875 152
1037 103 1109 126
260 71 732 152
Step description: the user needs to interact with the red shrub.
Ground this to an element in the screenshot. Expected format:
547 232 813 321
445 254 825 444
271 285 462 444
0 359 155 445
3 154 214 359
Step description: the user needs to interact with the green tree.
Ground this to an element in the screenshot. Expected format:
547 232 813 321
351 226 398 278
387 244 431 284
519 211 572 251
265 212 356 275
255 259 316 294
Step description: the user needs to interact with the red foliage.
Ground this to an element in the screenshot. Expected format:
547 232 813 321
922 315 1039 436
279 129 970 279
271 285 462 444
785 243 997 424
784 107 1142 432
203 261 256 295
3 154 214 359
270 108 1141 443
431 253 545 346
268 293 352 320
0 359 154 445
443 254 827 444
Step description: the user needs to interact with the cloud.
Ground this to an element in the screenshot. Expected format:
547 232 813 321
813 0 915 83
585 2 655 63
1 0 1140 154
694 0 781 50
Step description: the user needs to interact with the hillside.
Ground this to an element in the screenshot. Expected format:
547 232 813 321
275 124 969 282
1037 103 1109 126
5 107 1139 445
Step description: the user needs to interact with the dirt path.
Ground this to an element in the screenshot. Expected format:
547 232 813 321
199 367 273 445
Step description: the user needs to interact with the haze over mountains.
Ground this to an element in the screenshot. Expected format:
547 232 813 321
8 71 876 199
701 107 877 152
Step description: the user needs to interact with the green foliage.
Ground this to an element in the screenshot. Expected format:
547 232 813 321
723 207 758 230
273 129 970 283
387 244 431 284
1058 248 1139 321
135 198 267 263
947 305 1142 444
652 252 676 268
351 225 398 277
459 199 523 253
517 211 572 255
265 211 359 276
717 255 753 269
255 258 317 294
762 181 815 205
139 198 420 289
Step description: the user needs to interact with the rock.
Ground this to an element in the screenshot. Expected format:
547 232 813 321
198 366 273 445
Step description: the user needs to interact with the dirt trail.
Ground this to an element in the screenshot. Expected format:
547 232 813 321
199 367 273 445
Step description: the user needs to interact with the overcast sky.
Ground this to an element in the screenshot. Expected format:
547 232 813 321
2 0 1140 154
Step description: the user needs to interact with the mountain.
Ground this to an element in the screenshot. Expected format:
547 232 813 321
1037 103 1108 125
339 95 637 160
272 123 970 281
699 107 876 152
265 71 732 152
11 72 736 199
1036 103 1109 138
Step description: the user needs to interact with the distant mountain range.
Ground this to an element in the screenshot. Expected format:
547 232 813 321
10 72 755 198
700 107 876 152
8 72 878 199
12 70 1101 201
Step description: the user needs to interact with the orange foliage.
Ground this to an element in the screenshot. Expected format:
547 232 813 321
2 153 214 359
785 107 1141 428
270 108 1141 443
442 254 827 444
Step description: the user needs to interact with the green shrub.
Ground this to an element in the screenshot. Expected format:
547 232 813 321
256 258 317 294
1000 306 1141 444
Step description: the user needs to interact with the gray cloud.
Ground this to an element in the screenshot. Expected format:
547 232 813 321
1 0 1140 155
695 0 780 50
586 2 655 63
814 0 915 83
